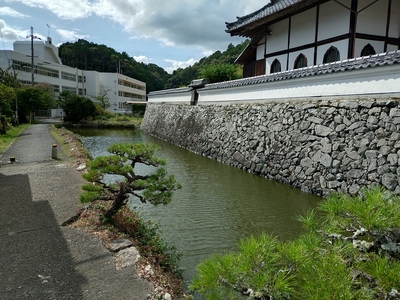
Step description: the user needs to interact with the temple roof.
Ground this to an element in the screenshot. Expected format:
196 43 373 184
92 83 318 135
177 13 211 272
201 50 400 91
226 0 320 38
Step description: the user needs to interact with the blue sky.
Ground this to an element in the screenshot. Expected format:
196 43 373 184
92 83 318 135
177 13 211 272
0 0 265 73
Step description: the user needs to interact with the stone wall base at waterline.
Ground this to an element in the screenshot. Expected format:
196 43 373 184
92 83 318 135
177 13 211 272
140 98 400 197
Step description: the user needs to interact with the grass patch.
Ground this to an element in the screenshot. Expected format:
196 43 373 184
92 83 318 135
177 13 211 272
96 115 142 128
50 125 90 164
0 124 30 155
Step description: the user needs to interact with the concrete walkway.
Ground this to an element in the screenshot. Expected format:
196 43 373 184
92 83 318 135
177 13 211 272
0 121 153 299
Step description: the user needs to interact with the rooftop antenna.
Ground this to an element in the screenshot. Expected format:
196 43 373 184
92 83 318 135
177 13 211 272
46 24 51 37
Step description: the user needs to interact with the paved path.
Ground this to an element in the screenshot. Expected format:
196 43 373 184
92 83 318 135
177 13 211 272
0 122 152 299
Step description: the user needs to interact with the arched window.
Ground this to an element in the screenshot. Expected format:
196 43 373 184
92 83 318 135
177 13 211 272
361 44 376 57
270 59 281 74
323 46 340 63
294 53 307 69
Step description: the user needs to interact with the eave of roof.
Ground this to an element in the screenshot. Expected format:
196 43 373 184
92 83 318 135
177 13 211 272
226 0 321 38
201 50 400 91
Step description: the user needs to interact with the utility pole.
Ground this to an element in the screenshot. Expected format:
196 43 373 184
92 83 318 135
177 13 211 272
13 68 18 125
26 26 41 87
30 27 34 86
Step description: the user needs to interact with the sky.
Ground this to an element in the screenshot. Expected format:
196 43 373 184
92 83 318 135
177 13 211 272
0 0 267 73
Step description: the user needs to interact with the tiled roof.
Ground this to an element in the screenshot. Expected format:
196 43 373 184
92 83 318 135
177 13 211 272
148 87 191 96
201 50 400 91
226 0 304 33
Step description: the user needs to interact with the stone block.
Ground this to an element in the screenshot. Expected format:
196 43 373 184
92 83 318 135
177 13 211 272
382 173 398 191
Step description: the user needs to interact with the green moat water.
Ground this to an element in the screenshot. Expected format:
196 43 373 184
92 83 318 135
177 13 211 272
73 128 321 283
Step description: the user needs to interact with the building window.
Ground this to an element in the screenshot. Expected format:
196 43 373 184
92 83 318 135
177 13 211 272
323 46 340 63
270 59 281 73
62 86 76 94
361 44 376 57
61 71 76 81
294 53 307 69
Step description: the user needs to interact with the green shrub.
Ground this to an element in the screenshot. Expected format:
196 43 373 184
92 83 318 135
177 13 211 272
191 187 400 299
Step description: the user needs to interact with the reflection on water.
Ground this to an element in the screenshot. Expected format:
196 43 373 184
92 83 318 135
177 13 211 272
74 128 321 283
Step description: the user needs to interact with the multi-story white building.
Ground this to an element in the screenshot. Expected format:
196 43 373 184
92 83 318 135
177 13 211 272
0 37 146 114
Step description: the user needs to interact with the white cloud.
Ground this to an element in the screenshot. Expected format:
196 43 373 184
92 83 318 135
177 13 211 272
56 28 89 41
0 19 29 42
7 0 92 19
6 0 264 51
2 0 267 69
165 58 197 73
133 55 150 64
115 1 263 52
0 7 29 18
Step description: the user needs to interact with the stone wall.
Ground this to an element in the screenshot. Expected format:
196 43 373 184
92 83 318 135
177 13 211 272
140 98 400 197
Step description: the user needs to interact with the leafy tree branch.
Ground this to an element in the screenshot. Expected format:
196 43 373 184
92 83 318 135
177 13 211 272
81 142 181 220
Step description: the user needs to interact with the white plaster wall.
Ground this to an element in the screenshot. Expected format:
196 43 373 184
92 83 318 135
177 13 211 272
148 92 191 103
358 0 388 37
266 19 289 54
288 48 314 69
290 8 316 48
387 45 399 52
389 0 400 38
318 1 350 41
355 40 384 57
317 40 348 63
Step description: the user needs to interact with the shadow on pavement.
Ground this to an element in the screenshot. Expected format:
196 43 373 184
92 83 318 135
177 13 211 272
0 172 86 299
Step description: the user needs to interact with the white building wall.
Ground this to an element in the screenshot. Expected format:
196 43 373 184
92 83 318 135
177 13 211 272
266 19 289 54
96 73 146 113
0 41 146 113
389 0 400 38
83 71 100 98
98 73 119 111
290 8 316 48
318 1 350 41
358 0 388 37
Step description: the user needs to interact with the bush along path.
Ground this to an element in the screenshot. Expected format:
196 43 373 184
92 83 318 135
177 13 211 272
51 126 188 299
191 187 400 300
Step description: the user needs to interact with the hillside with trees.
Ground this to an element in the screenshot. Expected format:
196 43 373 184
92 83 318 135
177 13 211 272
59 40 169 93
58 39 249 92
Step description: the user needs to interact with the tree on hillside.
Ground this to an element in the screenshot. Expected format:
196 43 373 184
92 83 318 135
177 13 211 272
80 142 181 220
58 39 249 91
58 39 169 93
199 63 241 84
166 40 249 88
